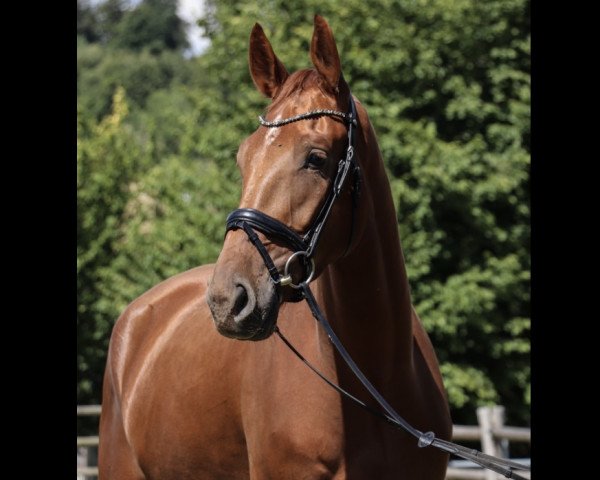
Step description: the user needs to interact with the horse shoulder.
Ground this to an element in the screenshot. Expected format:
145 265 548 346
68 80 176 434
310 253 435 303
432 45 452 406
99 266 214 479
106 264 216 394
101 264 254 478
101 264 217 452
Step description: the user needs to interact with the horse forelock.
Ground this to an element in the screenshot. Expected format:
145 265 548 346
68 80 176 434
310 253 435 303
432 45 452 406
267 68 348 114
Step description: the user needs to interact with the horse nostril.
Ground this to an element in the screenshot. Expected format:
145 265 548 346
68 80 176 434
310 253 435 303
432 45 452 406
232 284 249 317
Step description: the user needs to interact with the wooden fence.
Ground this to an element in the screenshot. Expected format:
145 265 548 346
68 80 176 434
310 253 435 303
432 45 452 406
77 405 530 479
77 405 101 479
446 406 530 479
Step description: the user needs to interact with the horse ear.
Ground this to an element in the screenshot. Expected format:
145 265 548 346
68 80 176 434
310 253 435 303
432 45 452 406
249 23 289 98
310 15 342 93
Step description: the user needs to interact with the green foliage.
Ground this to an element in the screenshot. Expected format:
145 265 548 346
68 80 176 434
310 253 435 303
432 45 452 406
96 0 127 42
111 0 189 53
77 40 195 120
77 0 529 427
98 156 239 317
77 0 187 52
77 87 153 402
77 0 102 43
441 363 499 410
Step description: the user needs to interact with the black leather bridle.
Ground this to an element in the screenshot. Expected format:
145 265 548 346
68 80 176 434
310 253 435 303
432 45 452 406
225 95 360 288
223 94 530 479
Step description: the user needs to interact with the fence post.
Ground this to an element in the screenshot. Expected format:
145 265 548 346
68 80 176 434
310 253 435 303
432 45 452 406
491 405 509 459
77 446 88 480
477 406 498 480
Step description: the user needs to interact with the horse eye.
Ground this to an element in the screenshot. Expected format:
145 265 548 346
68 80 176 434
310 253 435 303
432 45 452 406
306 153 326 169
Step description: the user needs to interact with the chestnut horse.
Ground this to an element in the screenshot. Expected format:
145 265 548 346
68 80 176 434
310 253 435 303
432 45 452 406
99 16 452 479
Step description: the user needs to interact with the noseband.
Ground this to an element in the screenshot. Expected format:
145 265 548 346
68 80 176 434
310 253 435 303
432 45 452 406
225 94 360 288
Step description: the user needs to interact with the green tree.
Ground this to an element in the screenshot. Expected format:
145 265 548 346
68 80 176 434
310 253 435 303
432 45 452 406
111 0 189 53
77 88 152 404
77 0 101 43
77 0 127 45
77 41 194 120
96 0 127 43
99 156 239 316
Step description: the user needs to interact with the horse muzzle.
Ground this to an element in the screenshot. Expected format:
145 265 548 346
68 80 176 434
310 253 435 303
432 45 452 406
207 253 280 341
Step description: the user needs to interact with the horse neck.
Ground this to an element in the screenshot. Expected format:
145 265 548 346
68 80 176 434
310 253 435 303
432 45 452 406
314 119 414 382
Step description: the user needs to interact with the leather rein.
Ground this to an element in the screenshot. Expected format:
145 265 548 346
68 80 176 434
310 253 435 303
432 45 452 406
224 95 530 479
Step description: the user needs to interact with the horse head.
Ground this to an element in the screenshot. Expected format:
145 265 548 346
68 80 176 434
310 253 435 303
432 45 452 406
207 16 363 340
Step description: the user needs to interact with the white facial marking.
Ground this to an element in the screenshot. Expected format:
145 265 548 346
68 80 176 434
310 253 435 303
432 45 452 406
266 122 282 145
